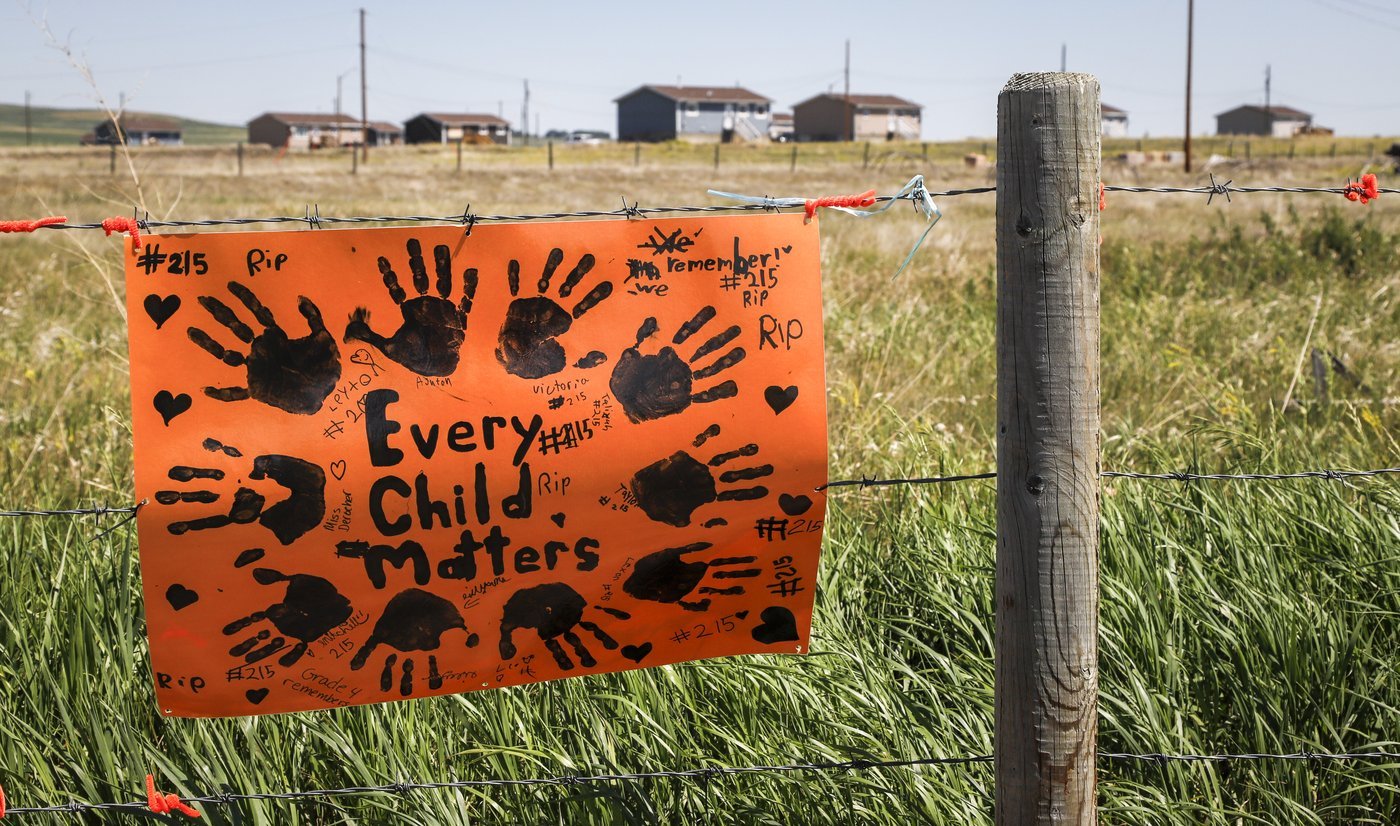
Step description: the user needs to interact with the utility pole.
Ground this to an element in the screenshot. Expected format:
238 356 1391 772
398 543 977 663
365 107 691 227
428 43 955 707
24 91 31 146
1061 43 1067 72
1264 64 1271 114
843 39 852 143
359 7 368 163
521 80 530 147
1184 0 1194 172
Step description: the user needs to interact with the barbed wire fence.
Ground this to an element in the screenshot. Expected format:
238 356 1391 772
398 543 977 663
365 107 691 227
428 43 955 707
1 172 1398 818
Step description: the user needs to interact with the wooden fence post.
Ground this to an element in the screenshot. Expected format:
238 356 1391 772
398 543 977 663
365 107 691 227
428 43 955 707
548 140 555 170
457 138 463 173
790 142 798 173
995 72 1101 826
713 142 720 171
237 141 244 176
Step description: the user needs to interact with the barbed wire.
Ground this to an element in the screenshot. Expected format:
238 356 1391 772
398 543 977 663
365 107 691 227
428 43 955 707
3 466 1393 519
4 176 1392 236
3 750 1397 817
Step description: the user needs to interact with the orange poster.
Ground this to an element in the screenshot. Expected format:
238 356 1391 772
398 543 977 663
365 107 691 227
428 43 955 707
124 214 827 717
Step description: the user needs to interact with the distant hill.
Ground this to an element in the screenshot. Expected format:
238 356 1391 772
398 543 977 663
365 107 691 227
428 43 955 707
0 103 244 146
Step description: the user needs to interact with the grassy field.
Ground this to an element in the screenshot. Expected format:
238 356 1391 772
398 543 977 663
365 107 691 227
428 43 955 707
0 143 1397 824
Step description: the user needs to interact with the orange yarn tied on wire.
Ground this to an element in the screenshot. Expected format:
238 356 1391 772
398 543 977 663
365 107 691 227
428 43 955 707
102 216 142 250
146 774 200 818
803 189 877 223
0 215 66 234
1 782 7 819
1343 173 1380 205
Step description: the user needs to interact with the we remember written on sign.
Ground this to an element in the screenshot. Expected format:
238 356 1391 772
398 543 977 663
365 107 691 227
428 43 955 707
125 214 828 716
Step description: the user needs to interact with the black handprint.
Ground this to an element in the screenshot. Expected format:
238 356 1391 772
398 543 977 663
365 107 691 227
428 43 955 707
608 306 745 423
222 568 353 667
188 281 340 415
624 542 761 612
496 248 613 379
350 588 480 696
499 582 631 670
155 438 326 545
627 424 772 528
344 238 478 377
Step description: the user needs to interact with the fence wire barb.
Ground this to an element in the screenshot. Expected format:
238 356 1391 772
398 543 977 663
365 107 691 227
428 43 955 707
5 466 1395 519
7 177 1391 236
4 750 1396 816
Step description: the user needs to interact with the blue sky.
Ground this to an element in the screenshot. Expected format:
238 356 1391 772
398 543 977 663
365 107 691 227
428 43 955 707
3 0 1397 138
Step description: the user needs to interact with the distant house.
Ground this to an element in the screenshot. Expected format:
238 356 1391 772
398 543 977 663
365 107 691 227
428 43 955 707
1101 104 1129 138
93 116 182 146
615 85 773 143
769 112 794 142
792 93 921 142
1216 104 1313 137
247 113 361 149
366 121 403 146
404 113 511 146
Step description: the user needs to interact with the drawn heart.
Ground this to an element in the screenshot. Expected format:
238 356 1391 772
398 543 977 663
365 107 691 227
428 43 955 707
734 610 749 620
764 385 798 415
234 548 266 568
349 349 376 367
550 512 566 528
778 494 813 516
245 688 269 705
329 460 347 481
751 606 799 645
621 643 653 663
153 390 192 425
164 584 199 611
143 294 180 329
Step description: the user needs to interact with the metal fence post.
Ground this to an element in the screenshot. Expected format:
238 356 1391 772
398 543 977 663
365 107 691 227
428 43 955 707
995 72 1101 825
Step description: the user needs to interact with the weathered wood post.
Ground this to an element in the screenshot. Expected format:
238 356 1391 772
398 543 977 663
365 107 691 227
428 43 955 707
995 72 1101 825
548 140 555 170
457 138 463 173
790 143 798 173
237 141 244 176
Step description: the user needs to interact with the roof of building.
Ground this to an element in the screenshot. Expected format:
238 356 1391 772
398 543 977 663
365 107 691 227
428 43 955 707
771 112 794 124
412 112 510 127
367 121 402 132
794 92 922 109
615 85 772 104
1101 103 1128 116
1216 104 1311 119
253 112 361 127
101 115 181 132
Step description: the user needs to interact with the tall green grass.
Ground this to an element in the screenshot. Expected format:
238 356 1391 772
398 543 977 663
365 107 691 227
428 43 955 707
0 159 1397 823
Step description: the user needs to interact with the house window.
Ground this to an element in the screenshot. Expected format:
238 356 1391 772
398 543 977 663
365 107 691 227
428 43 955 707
684 102 699 117
754 105 768 117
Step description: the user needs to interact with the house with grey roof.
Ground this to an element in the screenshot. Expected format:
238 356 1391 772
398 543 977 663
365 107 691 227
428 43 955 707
615 85 773 143
1215 104 1312 137
93 115 182 146
792 93 922 142
1101 104 1129 138
247 112 362 149
404 113 511 146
